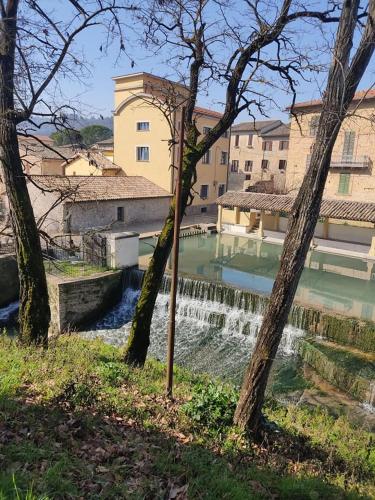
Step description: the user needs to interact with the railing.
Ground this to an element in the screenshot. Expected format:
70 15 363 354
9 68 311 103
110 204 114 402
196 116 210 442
306 154 372 170
42 234 109 278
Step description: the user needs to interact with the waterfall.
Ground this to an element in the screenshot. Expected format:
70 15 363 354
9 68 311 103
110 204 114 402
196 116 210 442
363 381 375 414
82 268 303 382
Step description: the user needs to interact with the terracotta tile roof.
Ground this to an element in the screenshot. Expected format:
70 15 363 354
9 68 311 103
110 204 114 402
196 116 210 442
30 175 172 202
94 137 114 148
231 120 281 133
19 141 79 161
194 106 223 119
64 151 122 172
217 191 375 223
291 89 375 110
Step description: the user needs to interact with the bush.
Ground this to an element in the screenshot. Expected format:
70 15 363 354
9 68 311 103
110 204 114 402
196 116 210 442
183 381 238 431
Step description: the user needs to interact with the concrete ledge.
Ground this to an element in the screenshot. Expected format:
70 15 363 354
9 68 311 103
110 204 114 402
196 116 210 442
48 270 123 333
0 254 19 307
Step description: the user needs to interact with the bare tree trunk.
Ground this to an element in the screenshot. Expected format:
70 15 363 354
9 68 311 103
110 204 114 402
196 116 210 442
124 148 200 365
234 0 375 435
0 0 50 345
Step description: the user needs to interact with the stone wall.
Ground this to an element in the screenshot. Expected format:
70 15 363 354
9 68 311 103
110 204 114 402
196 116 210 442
48 270 123 333
65 197 170 234
0 254 18 307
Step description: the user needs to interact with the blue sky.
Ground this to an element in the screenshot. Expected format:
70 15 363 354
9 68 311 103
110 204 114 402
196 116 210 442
55 1 375 125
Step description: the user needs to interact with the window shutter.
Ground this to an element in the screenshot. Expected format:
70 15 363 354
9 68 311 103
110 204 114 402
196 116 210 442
342 131 355 161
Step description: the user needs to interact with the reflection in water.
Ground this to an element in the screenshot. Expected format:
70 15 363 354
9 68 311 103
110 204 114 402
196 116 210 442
140 234 375 321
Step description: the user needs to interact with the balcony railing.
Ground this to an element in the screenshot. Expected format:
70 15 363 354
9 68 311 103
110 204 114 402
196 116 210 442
306 154 372 170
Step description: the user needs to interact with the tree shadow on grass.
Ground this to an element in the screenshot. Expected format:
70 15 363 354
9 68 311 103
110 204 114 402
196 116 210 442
0 393 368 500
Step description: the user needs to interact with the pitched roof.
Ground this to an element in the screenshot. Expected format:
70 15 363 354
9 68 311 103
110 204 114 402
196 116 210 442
29 175 172 202
261 123 290 138
217 191 375 223
291 89 375 110
19 141 80 161
231 120 281 134
94 137 114 148
194 106 223 119
64 151 122 172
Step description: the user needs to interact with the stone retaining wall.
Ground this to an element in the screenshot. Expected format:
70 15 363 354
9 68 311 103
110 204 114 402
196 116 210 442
48 270 123 333
0 254 18 307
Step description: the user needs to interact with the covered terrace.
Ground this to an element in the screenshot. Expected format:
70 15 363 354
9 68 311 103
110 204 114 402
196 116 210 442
216 192 375 256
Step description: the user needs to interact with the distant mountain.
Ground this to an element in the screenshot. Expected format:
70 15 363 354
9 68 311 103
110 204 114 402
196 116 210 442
22 115 113 137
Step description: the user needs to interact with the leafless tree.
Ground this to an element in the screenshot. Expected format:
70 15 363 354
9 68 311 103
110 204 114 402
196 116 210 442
234 0 375 435
123 0 344 365
0 0 132 345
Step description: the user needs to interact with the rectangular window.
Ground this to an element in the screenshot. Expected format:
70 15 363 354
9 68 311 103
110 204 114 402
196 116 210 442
248 134 253 147
279 140 289 150
244 160 253 172
231 160 239 172
218 183 225 197
202 149 211 164
342 131 355 161
200 184 209 199
117 207 124 222
279 159 287 170
136 122 150 131
262 141 272 151
245 174 251 181
201 207 208 214
203 126 212 135
261 159 269 170
220 151 228 165
136 146 149 161
309 116 319 136
222 130 229 138
234 135 239 147
338 173 350 194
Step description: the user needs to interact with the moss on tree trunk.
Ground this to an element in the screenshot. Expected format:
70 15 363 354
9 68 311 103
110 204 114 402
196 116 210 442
0 1 50 345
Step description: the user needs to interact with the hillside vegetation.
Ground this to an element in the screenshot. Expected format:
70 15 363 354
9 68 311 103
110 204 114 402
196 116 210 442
0 335 374 499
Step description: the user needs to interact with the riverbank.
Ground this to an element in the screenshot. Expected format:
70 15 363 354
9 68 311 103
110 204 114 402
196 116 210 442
0 335 374 499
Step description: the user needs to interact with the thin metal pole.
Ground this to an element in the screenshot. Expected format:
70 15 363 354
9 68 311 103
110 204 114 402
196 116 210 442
166 106 185 398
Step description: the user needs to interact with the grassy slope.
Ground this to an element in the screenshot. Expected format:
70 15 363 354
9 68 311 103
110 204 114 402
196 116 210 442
0 335 374 499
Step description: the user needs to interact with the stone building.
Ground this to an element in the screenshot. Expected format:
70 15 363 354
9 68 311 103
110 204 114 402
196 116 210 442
28 175 172 235
112 72 230 215
286 90 375 199
228 120 289 193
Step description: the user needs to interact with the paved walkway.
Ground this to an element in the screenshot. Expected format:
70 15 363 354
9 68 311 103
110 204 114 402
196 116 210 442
127 213 217 238
223 229 375 261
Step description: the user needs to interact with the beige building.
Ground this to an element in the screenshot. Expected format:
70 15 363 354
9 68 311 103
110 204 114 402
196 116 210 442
19 136 76 176
64 151 125 177
229 120 289 193
92 137 114 161
286 90 375 199
112 72 230 215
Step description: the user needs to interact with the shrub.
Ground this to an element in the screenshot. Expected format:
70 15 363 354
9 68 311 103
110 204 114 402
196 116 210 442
183 381 238 431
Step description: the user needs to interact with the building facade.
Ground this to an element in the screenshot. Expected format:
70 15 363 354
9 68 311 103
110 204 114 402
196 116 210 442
286 90 375 200
28 175 172 235
112 72 230 215
228 120 289 193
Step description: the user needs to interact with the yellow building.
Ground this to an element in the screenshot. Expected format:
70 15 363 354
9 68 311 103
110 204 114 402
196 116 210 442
64 151 125 177
92 137 114 161
112 72 230 215
229 121 289 193
286 90 375 199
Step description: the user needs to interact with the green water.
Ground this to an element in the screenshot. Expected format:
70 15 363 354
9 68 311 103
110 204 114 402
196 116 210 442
139 233 375 321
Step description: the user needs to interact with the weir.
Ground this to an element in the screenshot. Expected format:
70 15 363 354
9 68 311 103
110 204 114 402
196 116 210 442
83 269 374 411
